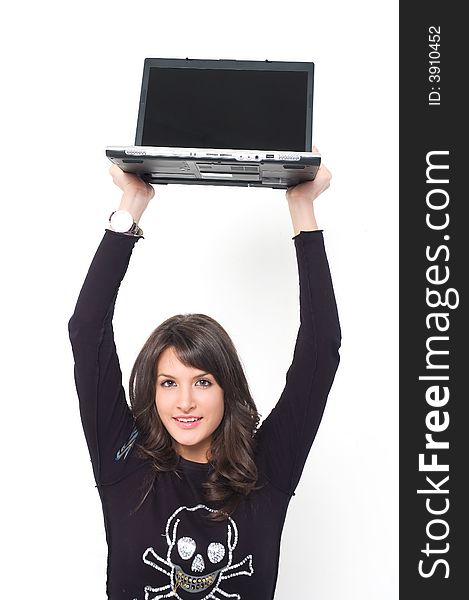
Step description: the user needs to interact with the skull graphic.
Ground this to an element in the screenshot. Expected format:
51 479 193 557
140 504 254 600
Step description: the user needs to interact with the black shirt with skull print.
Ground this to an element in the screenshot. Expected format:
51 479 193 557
68 228 341 600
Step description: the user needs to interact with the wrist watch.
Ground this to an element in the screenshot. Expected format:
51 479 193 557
108 210 143 237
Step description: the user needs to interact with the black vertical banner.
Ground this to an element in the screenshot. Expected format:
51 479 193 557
400 3 466 599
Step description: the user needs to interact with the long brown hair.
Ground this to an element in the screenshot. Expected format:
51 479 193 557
129 313 262 521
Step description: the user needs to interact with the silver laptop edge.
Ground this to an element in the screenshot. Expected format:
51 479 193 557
106 146 319 162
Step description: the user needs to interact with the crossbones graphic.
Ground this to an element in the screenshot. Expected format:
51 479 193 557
140 504 254 600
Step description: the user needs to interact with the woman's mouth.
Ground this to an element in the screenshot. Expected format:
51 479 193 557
172 416 203 429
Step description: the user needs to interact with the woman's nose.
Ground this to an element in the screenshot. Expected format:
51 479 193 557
177 386 196 410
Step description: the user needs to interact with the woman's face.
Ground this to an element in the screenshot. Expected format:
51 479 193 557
155 346 225 463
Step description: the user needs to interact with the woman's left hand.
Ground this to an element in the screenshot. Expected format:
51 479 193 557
285 147 331 207
285 147 331 235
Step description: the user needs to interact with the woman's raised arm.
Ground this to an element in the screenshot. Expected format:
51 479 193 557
68 168 154 485
255 157 341 497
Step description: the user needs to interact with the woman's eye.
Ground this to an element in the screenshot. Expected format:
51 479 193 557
161 380 175 387
160 379 211 387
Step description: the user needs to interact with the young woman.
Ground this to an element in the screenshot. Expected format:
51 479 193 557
68 160 341 600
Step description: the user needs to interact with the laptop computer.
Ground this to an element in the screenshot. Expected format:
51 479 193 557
106 58 321 189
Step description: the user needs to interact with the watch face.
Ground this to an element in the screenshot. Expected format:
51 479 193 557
111 210 134 232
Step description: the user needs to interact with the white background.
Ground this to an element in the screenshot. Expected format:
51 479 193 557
1 1 398 597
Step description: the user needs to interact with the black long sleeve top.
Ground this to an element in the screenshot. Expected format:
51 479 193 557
68 228 341 600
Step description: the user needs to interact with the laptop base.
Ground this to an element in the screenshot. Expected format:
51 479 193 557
106 151 321 190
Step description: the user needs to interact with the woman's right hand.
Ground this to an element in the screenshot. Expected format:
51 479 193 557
109 164 155 224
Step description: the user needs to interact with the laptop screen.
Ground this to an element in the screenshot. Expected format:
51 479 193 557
136 59 314 152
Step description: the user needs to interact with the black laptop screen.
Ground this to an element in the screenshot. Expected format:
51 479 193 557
140 67 310 151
